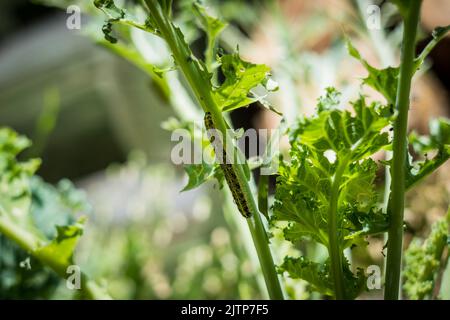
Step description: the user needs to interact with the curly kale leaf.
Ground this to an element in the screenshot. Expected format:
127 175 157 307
278 256 366 300
0 128 89 298
273 88 391 298
278 256 334 297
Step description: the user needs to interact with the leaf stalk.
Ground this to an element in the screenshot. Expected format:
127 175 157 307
145 0 284 300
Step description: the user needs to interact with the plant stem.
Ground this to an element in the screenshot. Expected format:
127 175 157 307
327 156 349 300
246 194 284 299
384 0 422 300
145 1 284 300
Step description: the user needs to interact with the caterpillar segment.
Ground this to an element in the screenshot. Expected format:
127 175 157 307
204 112 252 218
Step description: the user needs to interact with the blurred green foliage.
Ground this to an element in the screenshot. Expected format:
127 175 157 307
0 174 89 299
76 154 263 299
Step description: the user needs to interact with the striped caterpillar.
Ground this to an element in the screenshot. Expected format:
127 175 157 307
204 112 252 218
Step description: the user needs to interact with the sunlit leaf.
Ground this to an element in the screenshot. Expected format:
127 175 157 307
214 53 272 112
273 89 391 298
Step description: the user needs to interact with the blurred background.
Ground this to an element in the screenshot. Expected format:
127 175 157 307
0 0 449 299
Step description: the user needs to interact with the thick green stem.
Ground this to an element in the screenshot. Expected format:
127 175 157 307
246 202 284 299
384 0 422 300
327 156 349 300
145 1 283 299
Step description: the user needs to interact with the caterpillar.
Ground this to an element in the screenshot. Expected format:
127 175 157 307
204 112 252 218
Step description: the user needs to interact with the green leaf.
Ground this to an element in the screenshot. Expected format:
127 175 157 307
181 163 216 192
404 211 449 300
347 25 450 105
31 177 90 238
165 118 224 192
273 89 390 298
94 0 125 20
342 260 367 300
0 128 41 230
214 53 272 112
279 256 366 299
415 26 450 72
0 128 32 155
101 22 118 44
407 118 450 189
35 218 86 273
0 129 48 298
278 256 334 297
0 127 94 293
289 90 391 160
346 39 399 104
192 2 227 71
171 25 213 86
193 2 227 47
345 207 390 239
94 0 158 43
272 160 329 246
411 117 450 151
